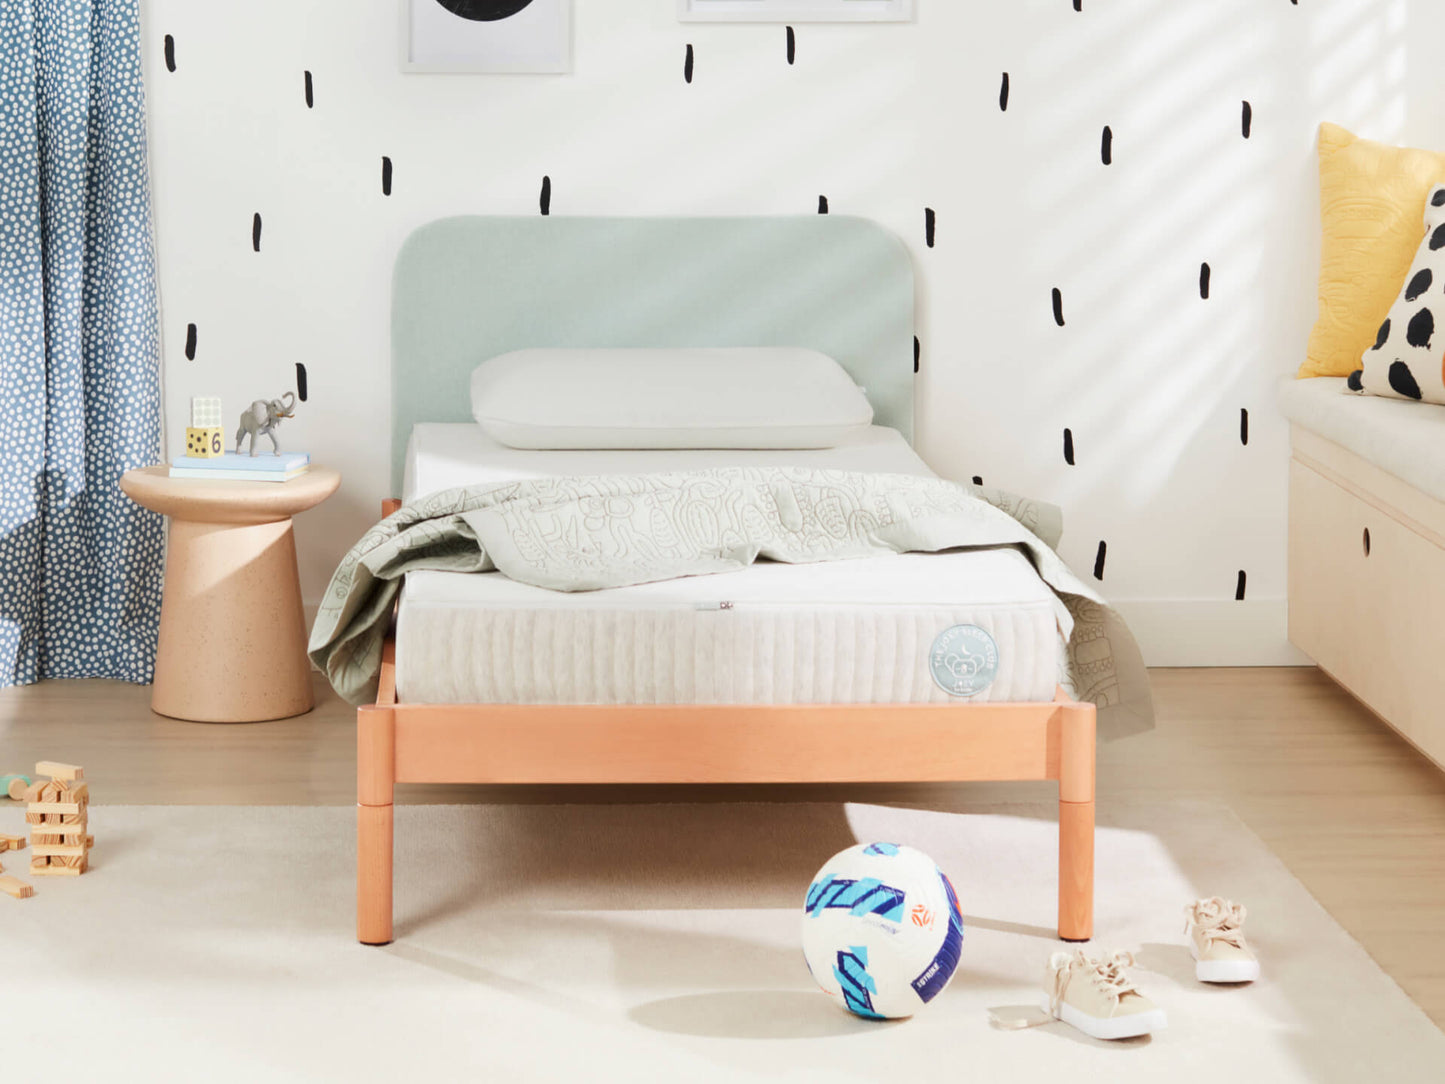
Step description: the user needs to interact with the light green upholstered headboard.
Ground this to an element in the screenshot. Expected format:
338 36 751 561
390 215 916 492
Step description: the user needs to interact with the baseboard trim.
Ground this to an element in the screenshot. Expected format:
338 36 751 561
1110 598 1312 668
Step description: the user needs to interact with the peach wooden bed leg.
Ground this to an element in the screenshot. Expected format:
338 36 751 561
358 703 396 945
1057 701 1096 942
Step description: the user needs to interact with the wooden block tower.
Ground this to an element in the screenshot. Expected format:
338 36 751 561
26 761 92 877
185 395 224 459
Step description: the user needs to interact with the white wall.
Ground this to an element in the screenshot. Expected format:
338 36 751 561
140 0 1441 664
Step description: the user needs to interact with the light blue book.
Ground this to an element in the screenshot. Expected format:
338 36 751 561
169 451 310 472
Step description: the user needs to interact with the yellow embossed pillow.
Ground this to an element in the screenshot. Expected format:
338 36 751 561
1300 123 1445 379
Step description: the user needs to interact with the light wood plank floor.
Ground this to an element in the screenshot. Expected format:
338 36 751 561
3 667 1444 1026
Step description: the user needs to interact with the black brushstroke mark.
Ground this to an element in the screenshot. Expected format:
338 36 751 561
1406 268 1433 302
1347 369 1364 392
1101 126 1113 165
1235 570 1247 601
1372 318 1390 349
295 362 308 402
1240 408 1249 445
786 27 795 65
972 475 983 486
1051 288 1065 327
1431 223 1445 251
818 195 829 214
184 323 197 361
1389 361 1422 400
1363 527 1371 555
999 72 1009 111
1074 0 1082 10
1063 428 1075 465
1093 541 1107 581
164 34 176 73
684 44 694 83
925 208 936 248
540 175 551 215
304 70 313 108
1433 189 1445 207
913 336 920 373
252 213 262 253
381 156 393 196
1407 306 1433 348
1241 100 1252 139
1200 262 1211 299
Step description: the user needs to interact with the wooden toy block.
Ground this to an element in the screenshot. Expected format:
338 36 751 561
31 823 84 837
0 834 28 851
185 425 224 459
30 861 83 878
31 844 87 858
25 802 83 816
32 838 82 855
30 858 83 877
190 395 223 428
61 781 88 801
0 876 33 899
86 835 95 848
21 781 43 803
35 761 83 781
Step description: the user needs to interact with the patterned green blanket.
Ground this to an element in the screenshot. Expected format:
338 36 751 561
308 469 1152 737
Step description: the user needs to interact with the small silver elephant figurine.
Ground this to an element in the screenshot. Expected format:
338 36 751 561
235 392 297 456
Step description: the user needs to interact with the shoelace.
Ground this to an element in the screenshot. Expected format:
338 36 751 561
1047 949 1140 1017
1185 897 1248 950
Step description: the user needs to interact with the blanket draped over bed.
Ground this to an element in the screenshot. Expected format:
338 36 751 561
309 469 1152 738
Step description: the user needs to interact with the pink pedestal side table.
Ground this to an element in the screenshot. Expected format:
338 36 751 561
119 465 341 722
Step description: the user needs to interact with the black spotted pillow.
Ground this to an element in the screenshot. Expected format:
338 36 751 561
1350 183 1445 403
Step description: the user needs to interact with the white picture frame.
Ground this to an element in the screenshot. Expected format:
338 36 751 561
401 0 572 74
678 0 912 22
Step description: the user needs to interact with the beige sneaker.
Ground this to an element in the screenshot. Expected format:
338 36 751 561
1043 949 1167 1040
1184 897 1259 983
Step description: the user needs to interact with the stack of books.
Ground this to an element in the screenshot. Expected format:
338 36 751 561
169 451 311 482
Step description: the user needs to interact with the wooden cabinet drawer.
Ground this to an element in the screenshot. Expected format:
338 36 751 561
1288 458 1445 768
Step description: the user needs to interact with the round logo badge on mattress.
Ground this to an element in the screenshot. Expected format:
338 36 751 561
929 625 999 697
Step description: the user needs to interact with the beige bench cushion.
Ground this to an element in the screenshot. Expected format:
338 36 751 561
1277 376 1445 504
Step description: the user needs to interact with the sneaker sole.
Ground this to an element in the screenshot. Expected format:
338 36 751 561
1190 942 1260 983
1041 995 1167 1041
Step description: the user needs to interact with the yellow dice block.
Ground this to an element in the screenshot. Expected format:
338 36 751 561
185 426 224 459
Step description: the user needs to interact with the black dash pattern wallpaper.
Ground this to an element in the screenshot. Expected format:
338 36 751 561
146 0 1431 658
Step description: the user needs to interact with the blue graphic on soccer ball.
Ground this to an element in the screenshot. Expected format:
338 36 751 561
801 843 966 1019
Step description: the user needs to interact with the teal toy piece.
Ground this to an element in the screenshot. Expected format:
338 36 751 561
2 773 33 800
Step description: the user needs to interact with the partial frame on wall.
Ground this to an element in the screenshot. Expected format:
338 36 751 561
678 0 912 22
400 0 573 74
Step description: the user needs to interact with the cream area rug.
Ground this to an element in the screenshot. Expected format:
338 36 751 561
3 800 1440 1083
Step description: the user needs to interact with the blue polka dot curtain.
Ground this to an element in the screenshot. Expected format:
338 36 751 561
0 1 164 687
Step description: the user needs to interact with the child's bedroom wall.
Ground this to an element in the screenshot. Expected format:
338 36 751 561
140 0 1440 665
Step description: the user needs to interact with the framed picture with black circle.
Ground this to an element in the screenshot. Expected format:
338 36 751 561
401 0 572 73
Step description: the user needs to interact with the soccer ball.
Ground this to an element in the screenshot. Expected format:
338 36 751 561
801 842 964 1019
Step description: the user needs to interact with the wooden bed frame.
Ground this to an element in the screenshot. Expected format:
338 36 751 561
361 216 1095 946
357 494 1096 946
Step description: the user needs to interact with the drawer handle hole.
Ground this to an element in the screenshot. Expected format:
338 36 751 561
1363 527 1371 557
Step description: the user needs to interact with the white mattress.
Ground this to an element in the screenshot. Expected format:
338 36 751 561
402 423 935 501
394 423 1065 705
395 553 1065 705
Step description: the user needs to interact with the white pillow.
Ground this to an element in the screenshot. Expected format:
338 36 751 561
469 347 874 449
